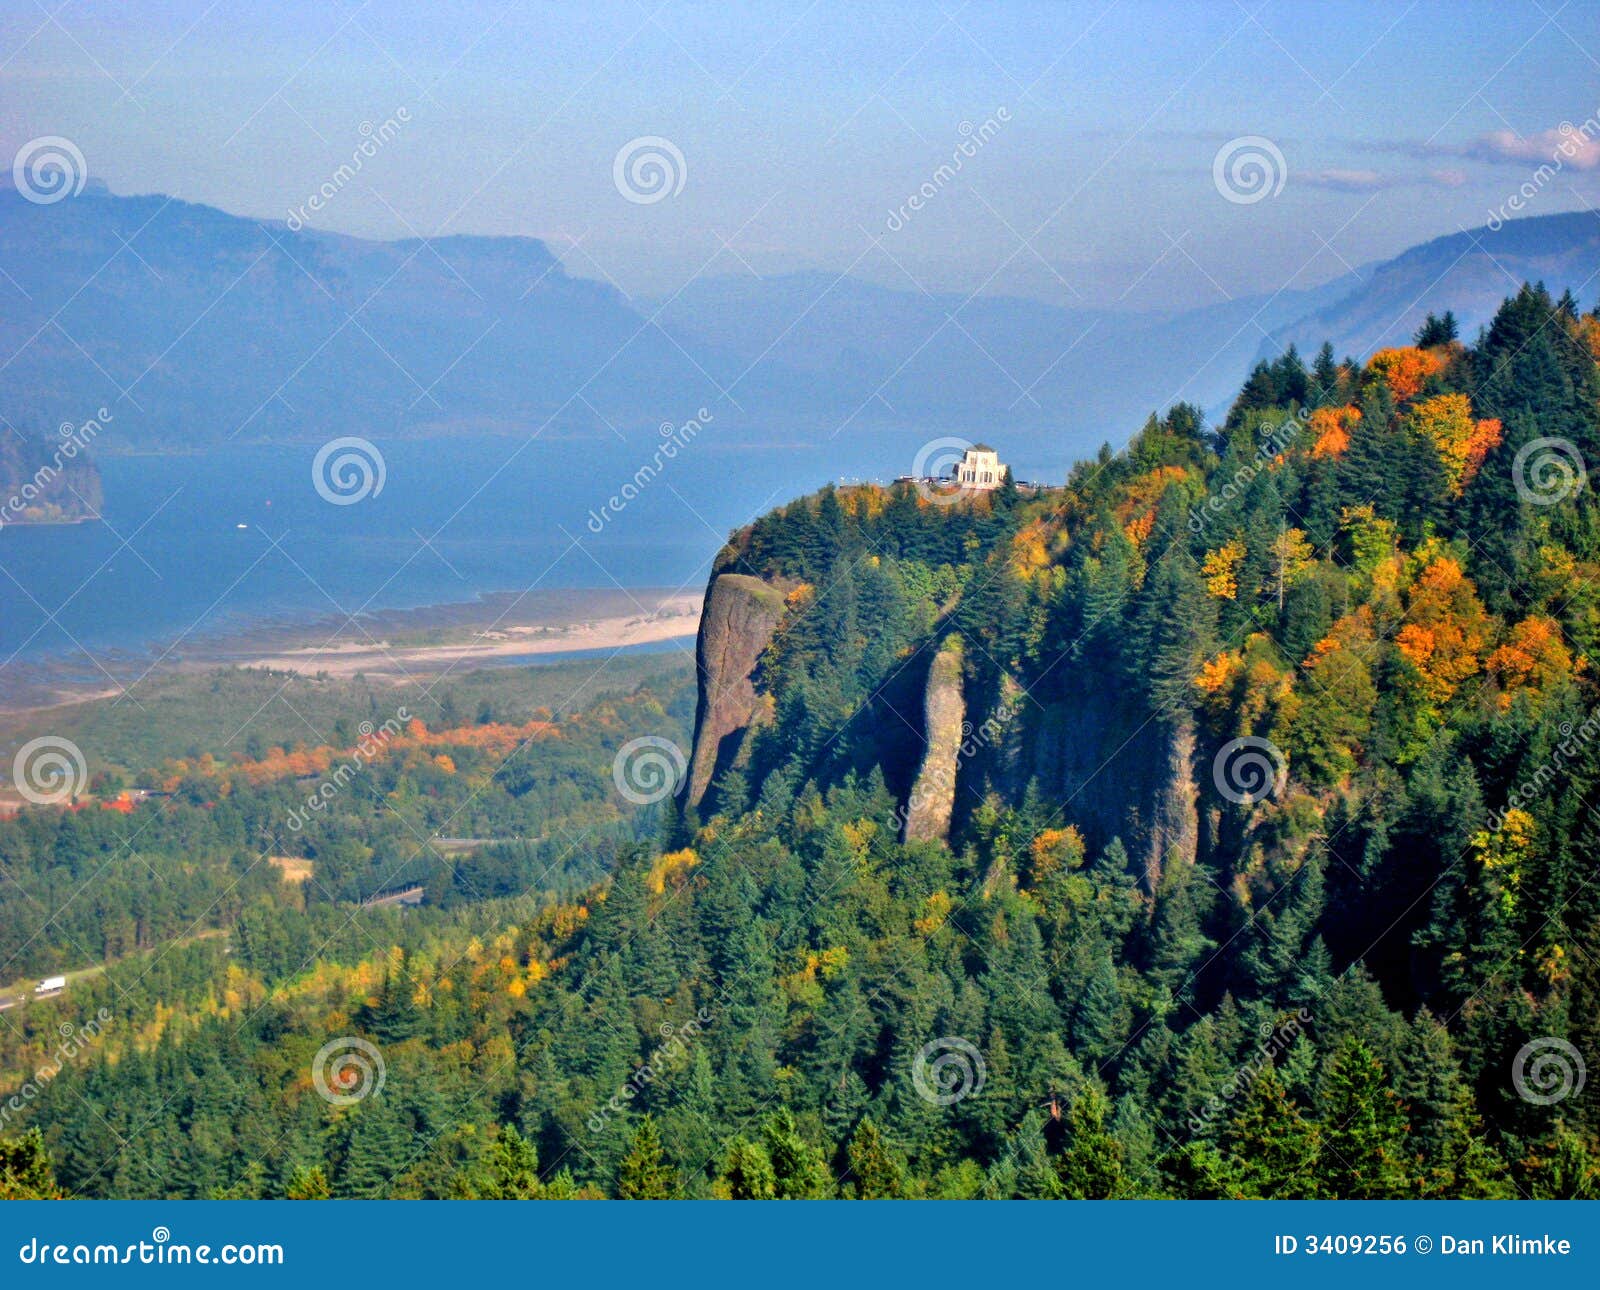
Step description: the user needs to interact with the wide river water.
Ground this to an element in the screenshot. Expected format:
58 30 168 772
0 428 1065 670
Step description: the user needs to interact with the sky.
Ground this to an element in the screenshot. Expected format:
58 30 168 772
2 0 1599 312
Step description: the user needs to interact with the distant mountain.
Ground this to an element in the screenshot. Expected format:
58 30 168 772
0 187 723 448
1261 210 1600 364
1 186 1595 471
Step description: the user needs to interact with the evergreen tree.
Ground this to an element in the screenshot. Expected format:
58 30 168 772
478 1125 543 1199
0 1129 63 1199
845 1117 907 1198
617 1115 677 1199
1220 1067 1321 1198
1317 1039 1413 1199
1053 1086 1125 1198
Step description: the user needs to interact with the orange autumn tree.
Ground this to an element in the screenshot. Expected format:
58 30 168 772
1116 465 1192 549
1485 615 1572 711
1575 312 1600 363
1366 346 1446 403
1394 554 1492 704
1309 404 1360 459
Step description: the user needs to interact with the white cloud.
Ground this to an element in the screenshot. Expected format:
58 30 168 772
1466 126 1600 170
1302 168 1391 191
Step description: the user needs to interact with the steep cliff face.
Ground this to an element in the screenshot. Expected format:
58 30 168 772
683 573 786 809
902 638 965 843
1147 718 1200 887
1011 684 1199 889
683 557 1201 884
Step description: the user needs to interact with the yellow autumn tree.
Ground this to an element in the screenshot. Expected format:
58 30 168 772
1201 538 1246 599
647 847 699 895
1264 528 1315 610
1470 808 1535 919
1485 615 1571 709
1405 393 1504 494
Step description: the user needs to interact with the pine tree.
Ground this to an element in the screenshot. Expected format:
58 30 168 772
716 1138 777 1200
845 1117 907 1198
1053 1086 1125 1198
478 1124 542 1199
284 1166 330 1200
617 1115 677 1199
761 1109 832 1199
0 1129 63 1199
1220 1067 1321 1198
1071 945 1127 1062
1317 1038 1413 1198
1415 311 1458 347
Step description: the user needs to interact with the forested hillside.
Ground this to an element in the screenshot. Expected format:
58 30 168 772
5 284 1600 1200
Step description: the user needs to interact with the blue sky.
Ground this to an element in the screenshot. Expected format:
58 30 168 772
3 0 1598 310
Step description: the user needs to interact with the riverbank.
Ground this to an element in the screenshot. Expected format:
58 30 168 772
224 593 700 678
0 586 701 713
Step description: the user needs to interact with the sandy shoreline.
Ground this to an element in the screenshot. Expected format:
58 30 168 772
235 595 701 678
0 587 703 714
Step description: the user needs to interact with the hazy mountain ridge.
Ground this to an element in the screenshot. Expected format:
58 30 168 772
1262 210 1600 363
0 189 720 447
1 188 1595 466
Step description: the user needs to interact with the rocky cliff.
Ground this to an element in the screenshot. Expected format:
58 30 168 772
1009 685 1199 890
902 638 965 843
683 572 786 810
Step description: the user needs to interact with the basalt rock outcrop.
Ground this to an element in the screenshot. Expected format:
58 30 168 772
683 573 786 810
1009 683 1199 890
902 638 965 843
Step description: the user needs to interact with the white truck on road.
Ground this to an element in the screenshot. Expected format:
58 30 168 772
33 976 66 996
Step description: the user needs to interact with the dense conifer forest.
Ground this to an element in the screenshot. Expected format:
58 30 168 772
4 285 1599 1199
